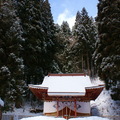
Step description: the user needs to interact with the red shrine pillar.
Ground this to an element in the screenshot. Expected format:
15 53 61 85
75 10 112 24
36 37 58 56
74 99 77 117
57 98 59 117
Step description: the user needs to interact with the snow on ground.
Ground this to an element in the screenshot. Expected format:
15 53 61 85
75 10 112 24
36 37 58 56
91 78 120 119
91 89 120 117
20 116 109 120
3 102 43 116
0 98 4 106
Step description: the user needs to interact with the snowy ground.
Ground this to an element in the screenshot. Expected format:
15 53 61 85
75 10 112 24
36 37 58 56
91 89 120 116
0 98 4 107
20 116 109 120
3 102 43 116
91 78 120 119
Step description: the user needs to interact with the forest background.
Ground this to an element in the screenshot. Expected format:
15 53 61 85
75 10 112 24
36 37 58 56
0 0 120 111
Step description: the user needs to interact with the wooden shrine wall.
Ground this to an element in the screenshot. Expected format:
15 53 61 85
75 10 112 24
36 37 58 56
43 101 90 116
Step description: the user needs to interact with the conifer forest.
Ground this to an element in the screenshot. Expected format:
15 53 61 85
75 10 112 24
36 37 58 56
0 0 120 110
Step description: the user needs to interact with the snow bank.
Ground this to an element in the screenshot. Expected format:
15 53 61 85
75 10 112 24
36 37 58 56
3 102 42 116
91 89 120 117
20 116 109 120
0 98 4 107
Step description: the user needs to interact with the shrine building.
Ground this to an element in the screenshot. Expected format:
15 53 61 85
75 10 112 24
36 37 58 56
29 73 104 118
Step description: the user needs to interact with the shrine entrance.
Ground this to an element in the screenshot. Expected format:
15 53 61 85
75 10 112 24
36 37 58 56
59 106 76 119
56 100 77 119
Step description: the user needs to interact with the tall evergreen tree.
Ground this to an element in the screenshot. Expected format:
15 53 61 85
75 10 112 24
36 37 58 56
53 24 66 72
61 21 71 37
0 1 26 109
94 0 120 100
54 21 73 73
42 0 58 73
16 0 44 84
16 0 57 84
72 8 97 75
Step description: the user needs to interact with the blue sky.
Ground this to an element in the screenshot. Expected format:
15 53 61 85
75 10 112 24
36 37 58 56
49 0 99 28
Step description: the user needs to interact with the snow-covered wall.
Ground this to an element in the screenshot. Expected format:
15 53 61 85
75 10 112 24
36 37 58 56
77 101 90 113
44 101 90 114
44 101 57 113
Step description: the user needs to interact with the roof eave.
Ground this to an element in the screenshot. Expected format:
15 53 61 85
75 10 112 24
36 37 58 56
28 84 48 90
48 92 85 96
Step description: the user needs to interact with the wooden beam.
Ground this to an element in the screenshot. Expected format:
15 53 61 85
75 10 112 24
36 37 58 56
48 73 86 76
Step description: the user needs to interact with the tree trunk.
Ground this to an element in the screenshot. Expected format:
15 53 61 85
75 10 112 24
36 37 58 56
82 54 84 72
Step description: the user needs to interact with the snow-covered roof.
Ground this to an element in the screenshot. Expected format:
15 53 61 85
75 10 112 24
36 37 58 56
0 98 4 107
31 74 104 96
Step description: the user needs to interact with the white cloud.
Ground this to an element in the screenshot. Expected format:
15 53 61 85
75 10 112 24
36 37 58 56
57 9 75 29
